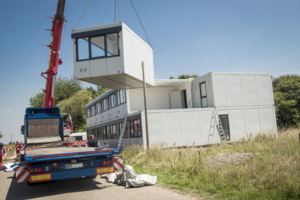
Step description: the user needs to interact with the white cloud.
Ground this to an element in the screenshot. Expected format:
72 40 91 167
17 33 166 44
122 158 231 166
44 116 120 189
5 110 12 113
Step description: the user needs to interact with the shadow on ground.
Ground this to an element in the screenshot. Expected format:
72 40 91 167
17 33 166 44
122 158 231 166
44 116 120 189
5 176 112 199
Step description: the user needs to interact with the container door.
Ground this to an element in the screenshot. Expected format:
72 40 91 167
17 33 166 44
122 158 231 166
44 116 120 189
170 91 183 109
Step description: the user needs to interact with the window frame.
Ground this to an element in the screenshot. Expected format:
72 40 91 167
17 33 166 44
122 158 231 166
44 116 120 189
199 82 208 108
76 32 120 62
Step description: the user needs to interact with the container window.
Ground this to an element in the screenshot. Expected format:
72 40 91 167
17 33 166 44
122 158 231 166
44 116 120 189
117 123 121 137
97 128 102 139
87 108 91 118
92 105 95 116
102 126 107 139
123 122 129 138
77 37 89 60
130 119 141 138
94 128 97 139
101 100 104 112
103 98 109 111
110 93 116 108
200 82 208 108
97 102 101 113
111 124 117 139
106 33 119 57
106 125 111 139
119 90 126 104
117 91 121 105
91 36 105 58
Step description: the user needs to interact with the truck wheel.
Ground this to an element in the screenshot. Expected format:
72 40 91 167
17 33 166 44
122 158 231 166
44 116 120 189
27 182 37 186
85 175 97 179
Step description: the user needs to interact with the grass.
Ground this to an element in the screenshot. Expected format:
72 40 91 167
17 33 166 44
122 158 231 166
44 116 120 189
122 129 300 200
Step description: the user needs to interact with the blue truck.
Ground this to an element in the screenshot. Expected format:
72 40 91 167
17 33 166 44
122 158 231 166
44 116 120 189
16 107 121 185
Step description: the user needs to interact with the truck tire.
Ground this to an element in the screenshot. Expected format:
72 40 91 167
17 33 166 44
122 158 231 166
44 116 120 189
85 175 97 179
27 181 37 186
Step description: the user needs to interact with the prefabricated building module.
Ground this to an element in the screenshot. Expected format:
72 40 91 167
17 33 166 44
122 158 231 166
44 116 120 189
71 22 155 90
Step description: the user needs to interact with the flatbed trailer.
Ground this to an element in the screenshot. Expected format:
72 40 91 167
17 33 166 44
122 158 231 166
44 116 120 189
16 107 123 184
17 145 122 184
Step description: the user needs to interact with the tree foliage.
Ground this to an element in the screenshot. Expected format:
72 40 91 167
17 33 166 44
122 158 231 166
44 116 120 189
178 74 199 79
57 90 93 132
273 74 300 128
29 77 83 107
86 86 108 99
54 77 83 104
29 92 44 107
0 131 3 139
169 74 199 79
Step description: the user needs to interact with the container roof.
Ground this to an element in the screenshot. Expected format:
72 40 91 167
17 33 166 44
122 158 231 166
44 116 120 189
71 22 122 39
154 79 191 87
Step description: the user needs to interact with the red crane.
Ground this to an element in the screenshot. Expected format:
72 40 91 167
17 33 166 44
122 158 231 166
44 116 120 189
41 0 66 108
40 0 73 132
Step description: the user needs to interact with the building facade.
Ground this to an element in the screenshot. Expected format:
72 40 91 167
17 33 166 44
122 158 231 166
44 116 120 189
73 22 276 149
85 72 277 149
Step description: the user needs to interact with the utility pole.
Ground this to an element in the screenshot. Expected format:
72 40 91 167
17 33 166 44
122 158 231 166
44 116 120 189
142 62 150 150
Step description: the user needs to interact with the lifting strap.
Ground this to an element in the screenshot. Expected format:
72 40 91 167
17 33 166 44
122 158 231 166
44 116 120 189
73 0 93 30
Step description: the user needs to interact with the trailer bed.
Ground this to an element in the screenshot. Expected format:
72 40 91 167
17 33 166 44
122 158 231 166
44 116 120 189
25 146 119 163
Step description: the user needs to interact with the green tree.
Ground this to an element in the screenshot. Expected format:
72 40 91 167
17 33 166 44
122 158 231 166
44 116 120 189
169 76 175 79
29 92 44 107
57 90 93 132
86 86 108 99
178 74 199 79
273 74 300 128
54 77 83 104
29 77 83 107
0 131 3 139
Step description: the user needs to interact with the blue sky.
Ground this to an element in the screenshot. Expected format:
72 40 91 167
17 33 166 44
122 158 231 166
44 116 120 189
0 0 299 144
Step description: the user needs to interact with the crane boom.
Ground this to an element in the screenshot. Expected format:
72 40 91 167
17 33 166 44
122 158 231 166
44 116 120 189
42 0 66 108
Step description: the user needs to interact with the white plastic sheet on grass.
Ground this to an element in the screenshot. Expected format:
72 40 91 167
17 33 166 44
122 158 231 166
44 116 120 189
101 165 157 188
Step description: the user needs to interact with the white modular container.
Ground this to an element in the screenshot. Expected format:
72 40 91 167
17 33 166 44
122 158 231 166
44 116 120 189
192 72 275 109
71 22 155 90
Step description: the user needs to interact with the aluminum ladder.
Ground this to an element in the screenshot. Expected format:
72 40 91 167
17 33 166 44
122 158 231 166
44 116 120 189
213 107 227 143
117 116 128 150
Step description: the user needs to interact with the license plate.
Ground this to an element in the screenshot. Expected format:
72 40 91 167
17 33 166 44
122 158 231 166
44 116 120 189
65 163 83 169
96 166 114 174
30 173 52 182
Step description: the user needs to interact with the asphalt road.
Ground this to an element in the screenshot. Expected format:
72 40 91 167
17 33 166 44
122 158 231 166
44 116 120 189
0 158 200 200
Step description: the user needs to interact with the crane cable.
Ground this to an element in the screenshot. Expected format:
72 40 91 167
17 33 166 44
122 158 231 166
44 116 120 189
73 0 93 30
117 0 121 22
129 0 152 48
115 0 116 22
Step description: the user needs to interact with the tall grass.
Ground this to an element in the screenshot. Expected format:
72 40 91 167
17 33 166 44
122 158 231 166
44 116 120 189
122 129 300 199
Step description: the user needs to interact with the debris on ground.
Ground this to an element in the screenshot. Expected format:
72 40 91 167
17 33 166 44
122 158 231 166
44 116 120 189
1 163 20 172
205 153 253 168
101 165 157 188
